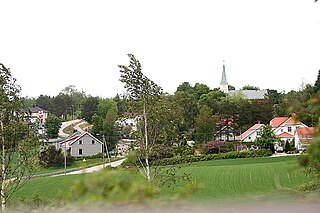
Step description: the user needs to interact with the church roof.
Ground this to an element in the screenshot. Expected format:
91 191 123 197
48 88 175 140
229 90 268 100
220 64 228 85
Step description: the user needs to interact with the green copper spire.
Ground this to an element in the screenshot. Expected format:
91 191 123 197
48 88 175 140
220 61 228 85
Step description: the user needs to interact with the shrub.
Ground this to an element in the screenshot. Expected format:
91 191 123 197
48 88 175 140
201 140 227 154
67 170 156 204
39 146 74 168
173 145 195 156
158 149 272 166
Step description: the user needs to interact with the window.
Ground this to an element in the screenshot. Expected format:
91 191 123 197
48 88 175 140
248 136 251 140
288 127 292 132
79 149 83 155
78 140 83 145
92 140 95 145
257 131 261 136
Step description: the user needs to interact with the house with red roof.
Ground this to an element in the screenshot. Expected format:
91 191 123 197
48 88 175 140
60 131 103 157
294 127 316 151
237 123 265 142
270 117 308 143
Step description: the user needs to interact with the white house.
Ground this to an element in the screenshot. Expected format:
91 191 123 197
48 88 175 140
60 132 103 157
238 123 265 142
30 106 48 134
294 127 315 151
270 117 308 143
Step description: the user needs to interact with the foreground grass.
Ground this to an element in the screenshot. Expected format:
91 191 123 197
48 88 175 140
9 156 310 208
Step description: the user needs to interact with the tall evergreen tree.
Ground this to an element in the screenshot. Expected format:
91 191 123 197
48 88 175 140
314 69 320 93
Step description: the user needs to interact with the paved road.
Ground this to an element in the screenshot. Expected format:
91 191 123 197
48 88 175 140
58 119 82 138
270 152 301 157
54 158 126 176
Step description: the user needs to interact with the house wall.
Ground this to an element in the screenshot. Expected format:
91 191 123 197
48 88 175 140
241 127 263 142
273 123 306 136
242 132 258 142
71 134 102 157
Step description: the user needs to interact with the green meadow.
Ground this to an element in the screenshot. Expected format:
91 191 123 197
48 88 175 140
9 156 310 207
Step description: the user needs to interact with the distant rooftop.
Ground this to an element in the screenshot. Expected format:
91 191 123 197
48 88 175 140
30 106 48 113
229 90 268 100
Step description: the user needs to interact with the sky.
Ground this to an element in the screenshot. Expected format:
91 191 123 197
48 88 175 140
1 0 320 98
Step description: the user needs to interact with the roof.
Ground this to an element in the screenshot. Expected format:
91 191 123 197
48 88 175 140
270 116 303 128
220 64 228 85
30 106 48 113
277 132 294 138
270 117 288 127
229 90 268 100
60 132 103 146
239 123 264 140
296 127 315 138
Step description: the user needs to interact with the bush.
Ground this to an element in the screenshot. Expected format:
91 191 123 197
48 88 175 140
39 146 74 168
225 141 254 152
158 149 272 166
67 170 156 204
173 145 195 156
201 140 227 154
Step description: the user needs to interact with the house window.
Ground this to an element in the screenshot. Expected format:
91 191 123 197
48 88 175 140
92 140 95 145
257 131 261 136
248 136 251 140
78 140 83 145
288 127 292 132
79 149 83 155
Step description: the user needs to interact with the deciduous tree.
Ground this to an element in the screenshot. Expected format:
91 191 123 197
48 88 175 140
119 54 163 181
0 63 38 211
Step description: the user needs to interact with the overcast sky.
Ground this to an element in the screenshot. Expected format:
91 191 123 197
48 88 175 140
1 0 320 98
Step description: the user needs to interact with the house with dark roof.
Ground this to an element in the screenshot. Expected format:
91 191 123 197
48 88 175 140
60 131 103 157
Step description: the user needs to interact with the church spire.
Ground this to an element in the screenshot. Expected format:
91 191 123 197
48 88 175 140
219 60 229 93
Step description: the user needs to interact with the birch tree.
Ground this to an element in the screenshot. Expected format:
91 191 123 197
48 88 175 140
0 63 38 211
119 54 163 181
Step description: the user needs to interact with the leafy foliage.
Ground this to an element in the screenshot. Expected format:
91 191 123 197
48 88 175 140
39 146 74 168
44 113 62 138
201 140 228 154
195 105 216 144
255 125 278 152
0 63 39 209
158 149 272 166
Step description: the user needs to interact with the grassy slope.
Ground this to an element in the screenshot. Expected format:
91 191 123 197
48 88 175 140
9 156 309 206
161 156 309 201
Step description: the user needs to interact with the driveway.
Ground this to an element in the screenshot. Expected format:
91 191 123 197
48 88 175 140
58 119 82 138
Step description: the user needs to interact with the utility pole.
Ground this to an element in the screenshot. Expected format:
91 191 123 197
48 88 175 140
64 140 67 175
102 135 111 168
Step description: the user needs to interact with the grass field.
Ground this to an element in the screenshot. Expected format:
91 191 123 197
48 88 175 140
161 156 309 201
9 156 310 207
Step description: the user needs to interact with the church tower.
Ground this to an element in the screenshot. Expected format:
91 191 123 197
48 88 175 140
220 61 229 93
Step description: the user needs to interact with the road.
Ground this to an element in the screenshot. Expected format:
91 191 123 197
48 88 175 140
58 119 82 138
53 158 126 176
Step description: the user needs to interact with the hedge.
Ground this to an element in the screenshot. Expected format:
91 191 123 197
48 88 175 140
158 149 272 166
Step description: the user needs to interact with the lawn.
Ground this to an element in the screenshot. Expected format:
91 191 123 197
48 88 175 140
9 156 310 207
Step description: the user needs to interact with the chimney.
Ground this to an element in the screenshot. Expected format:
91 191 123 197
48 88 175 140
258 120 261 124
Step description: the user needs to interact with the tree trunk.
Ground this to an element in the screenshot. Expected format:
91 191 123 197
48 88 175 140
143 102 151 181
1 120 6 211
